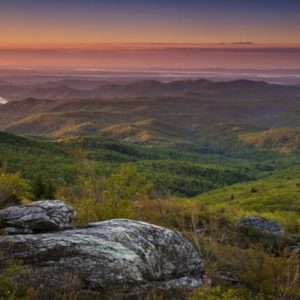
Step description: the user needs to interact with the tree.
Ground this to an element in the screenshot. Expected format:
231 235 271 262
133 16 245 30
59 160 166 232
32 176 56 200
103 164 151 219
73 148 105 203
68 150 152 223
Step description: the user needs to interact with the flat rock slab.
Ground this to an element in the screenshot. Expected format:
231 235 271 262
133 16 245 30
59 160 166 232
0 200 75 232
0 219 204 298
238 216 284 236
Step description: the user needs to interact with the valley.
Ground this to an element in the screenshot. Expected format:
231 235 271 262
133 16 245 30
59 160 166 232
0 77 300 299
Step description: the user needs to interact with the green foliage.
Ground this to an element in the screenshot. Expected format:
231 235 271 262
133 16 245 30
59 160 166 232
0 170 32 208
135 198 300 299
103 164 151 219
206 243 300 300
189 286 253 300
0 132 75 186
0 131 299 298
0 257 81 300
32 176 56 200
62 162 151 224
240 128 300 154
134 160 250 197
0 258 31 300
72 148 108 203
1 131 299 199
190 176 300 234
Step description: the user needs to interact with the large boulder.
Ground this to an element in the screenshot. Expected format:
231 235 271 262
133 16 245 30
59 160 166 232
238 216 284 236
0 200 75 233
0 219 204 299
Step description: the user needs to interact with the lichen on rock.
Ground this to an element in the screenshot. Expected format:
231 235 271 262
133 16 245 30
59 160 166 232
0 218 204 299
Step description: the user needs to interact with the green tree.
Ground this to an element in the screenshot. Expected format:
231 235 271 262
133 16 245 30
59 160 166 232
73 148 105 203
32 176 56 200
44 181 56 200
103 164 151 219
68 160 151 224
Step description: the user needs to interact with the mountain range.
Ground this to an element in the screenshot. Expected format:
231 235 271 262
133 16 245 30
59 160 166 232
0 79 299 153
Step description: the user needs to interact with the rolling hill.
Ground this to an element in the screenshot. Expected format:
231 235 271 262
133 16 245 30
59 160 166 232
190 174 300 233
0 79 300 152
239 128 300 154
100 119 189 144
0 131 256 196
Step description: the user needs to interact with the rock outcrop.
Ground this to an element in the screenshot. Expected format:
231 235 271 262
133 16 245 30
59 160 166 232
0 200 75 233
0 218 204 299
238 216 284 236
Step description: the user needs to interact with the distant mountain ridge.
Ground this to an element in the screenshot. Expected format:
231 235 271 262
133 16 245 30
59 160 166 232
1 78 300 101
0 79 299 152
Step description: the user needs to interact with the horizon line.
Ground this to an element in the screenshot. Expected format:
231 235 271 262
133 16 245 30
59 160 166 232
1 42 300 50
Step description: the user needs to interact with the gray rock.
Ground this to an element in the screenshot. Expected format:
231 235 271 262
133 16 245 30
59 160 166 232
238 216 284 236
0 219 204 298
217 271 240 285
0 200 75 232
289 241 300 256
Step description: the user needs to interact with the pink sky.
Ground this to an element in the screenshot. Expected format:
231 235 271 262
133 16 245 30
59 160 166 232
0 44 300 69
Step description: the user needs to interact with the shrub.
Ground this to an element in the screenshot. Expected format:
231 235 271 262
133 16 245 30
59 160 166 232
0 258 31 300
61 164 151 225
0 171 32 209
189 286 253 300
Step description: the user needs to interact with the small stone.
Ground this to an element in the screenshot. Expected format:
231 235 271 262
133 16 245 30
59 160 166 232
217 271 240 285
0 200 75 232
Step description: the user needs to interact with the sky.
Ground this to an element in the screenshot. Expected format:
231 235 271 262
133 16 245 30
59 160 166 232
0 0 300 69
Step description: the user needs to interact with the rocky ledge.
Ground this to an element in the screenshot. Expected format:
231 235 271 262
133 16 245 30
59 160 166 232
238 215 284 236
0 210 204 299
